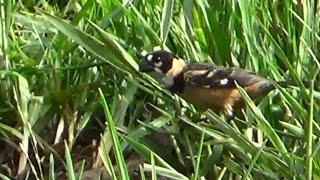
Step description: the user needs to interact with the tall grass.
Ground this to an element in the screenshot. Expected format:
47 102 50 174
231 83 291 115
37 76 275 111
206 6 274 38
0 0 319 179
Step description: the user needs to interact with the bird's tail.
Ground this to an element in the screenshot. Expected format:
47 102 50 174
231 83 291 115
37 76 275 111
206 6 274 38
258 80 310 96
277 80 311 88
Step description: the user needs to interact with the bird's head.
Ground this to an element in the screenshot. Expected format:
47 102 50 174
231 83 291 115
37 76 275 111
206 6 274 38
139 50 175 74
139 50 186 88
139 49 186 75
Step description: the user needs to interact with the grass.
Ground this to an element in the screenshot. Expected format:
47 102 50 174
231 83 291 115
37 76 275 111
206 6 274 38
1 0 320 179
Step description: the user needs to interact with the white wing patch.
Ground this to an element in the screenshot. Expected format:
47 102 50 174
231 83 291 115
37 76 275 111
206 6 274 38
147 54 153 61
206 71 215 78
220 78 229 85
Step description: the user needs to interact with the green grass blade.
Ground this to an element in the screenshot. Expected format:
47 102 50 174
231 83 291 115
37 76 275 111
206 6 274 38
38 10 129 73
124 136 188 180
193 129 205 179
99 88 129 179
49 154 55 180
64 141 76 180
235 83 289 160
99 147 117 180
160 0 174 44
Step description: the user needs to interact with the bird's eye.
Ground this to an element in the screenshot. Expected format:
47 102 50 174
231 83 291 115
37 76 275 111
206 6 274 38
151 56 160 63
154 58 162 66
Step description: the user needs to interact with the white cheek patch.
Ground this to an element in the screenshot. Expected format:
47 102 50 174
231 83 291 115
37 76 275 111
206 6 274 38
147 54 153 61
154 61 163 67
220 78 229 85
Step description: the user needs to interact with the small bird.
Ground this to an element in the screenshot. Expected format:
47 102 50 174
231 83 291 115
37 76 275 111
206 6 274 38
139 50 299 117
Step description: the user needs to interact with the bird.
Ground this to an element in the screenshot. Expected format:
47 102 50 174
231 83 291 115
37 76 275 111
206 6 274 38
138 49 300 117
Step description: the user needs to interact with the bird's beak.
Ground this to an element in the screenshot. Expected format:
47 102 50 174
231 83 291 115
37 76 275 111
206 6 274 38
139 60 154 72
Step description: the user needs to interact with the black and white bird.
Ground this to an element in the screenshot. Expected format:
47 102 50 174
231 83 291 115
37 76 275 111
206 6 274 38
139 50 301 116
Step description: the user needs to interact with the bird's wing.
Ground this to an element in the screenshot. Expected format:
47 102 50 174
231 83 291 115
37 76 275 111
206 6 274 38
184 63 267 88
